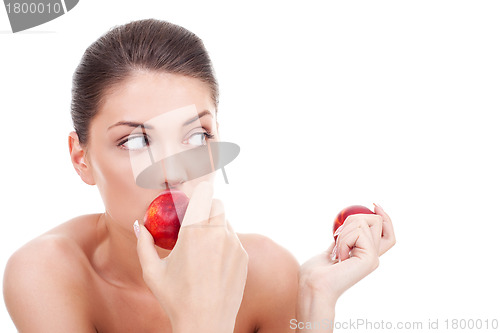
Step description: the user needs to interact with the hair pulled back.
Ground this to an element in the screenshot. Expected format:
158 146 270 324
71 18 219 146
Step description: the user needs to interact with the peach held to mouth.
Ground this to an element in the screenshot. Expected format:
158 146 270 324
333 205 375 241
143 190 190 250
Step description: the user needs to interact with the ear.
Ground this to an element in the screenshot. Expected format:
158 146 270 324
68 131 96 185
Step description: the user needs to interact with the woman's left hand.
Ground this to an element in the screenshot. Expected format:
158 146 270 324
296 204 396 329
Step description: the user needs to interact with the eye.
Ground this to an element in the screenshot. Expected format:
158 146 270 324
119 135 149 150
186 131 215 146
187 133 207 146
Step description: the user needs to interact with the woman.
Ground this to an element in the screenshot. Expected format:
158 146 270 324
3 19 395 332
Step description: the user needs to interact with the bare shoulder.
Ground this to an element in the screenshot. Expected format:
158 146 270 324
5 214 99 280
4 224 93 284
237 232 299 295
3 215 99 332
237 233 299 332
237 233 299 274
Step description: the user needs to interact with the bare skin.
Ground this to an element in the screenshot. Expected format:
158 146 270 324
3 72 299 332
4 214 298 332
3 70 396 332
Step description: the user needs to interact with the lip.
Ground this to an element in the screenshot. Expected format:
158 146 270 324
152 188 185 202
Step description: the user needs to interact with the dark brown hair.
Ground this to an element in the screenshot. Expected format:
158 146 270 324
71 18 219 146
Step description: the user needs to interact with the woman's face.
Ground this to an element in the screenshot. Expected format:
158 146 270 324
82 71 219 227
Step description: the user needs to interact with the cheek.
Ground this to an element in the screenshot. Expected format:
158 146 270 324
91 150 151 221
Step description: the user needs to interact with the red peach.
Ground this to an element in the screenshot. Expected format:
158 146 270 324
144 190 190 250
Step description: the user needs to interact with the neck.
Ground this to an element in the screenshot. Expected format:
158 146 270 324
93 212 171 289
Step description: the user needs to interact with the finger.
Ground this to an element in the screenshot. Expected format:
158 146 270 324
135 221 161 273
325 240 338 262
181 181 214 227
341 213 380 231
337 227 361 262
337 222 376 262
333 224 345 241
371 229 382 256
330 224 380 289
373 203 396 255
356 222 378 258
369 216 383 253
337 214 382 243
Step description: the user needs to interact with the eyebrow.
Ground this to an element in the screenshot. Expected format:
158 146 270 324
107 121 154 131
183 110 213 126
107 110 213 131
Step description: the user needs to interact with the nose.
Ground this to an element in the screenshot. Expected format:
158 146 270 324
134 144 189 190
158 153 188 190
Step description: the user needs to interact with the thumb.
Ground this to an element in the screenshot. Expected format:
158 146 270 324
134 220 161 273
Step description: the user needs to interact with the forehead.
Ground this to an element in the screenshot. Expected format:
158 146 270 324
97 71 215 125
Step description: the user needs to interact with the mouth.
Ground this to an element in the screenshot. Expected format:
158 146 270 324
150 188 186 207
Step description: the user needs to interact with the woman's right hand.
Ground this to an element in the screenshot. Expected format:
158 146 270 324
135 181 249 333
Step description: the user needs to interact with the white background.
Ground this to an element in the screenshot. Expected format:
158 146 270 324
1 1 499 332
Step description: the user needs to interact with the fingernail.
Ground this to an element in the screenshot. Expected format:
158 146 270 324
133 220 141 239
374 203 384 211
332 245 337 260
333 224 344 237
